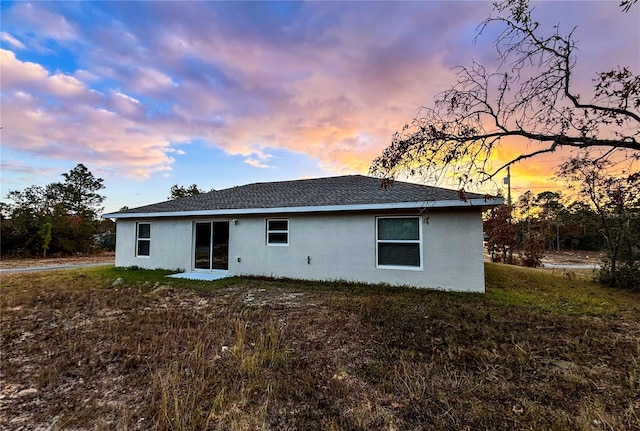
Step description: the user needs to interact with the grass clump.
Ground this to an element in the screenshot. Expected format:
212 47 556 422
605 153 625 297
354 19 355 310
1 264 638 430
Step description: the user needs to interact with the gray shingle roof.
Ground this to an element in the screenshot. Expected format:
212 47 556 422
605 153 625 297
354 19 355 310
109 175 497 217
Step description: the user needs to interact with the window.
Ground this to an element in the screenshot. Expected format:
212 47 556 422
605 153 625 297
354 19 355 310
376 217 422 268
266 219 288 245
136 222 151 257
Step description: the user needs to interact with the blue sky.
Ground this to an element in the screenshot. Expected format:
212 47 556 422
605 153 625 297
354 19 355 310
1 1 638 213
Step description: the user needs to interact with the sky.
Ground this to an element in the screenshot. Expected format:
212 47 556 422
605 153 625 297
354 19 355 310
1 1 638 213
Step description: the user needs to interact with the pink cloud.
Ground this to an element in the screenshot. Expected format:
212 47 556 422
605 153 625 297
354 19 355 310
0 161 57 180
1 1 637 193
48 73 87 96
1 50 49 87
130 67 178 93
9 3 77 42
1 50 96 101
1 52 188 179
7 2 472 179
110 91 144 117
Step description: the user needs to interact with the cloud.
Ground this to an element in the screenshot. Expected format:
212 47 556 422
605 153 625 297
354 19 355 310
4 2 478 181
110 91 144 117
48 73 87 96
1 50 94 100
0 161 57 178
1 49 49 87
1 32 25 49
244 152 274 169
244 158 271 169
1 0 637 192
0 159 61 190
9 3 77 42
1 50 187 179
74 69 100 82
130 67 178 93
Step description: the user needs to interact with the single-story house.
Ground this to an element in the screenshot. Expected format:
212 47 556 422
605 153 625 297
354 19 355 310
103 175 501 292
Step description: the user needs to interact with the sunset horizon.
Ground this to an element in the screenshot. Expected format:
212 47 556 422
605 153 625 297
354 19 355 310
1 1 638 213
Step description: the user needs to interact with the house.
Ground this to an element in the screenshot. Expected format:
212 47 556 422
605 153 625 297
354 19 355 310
103 175 501 292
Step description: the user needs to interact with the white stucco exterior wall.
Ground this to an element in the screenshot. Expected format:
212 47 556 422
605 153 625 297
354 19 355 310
114 209 486 292
115 218 193 271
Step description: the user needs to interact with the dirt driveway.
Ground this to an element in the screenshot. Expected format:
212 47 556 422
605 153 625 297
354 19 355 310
484 249 602 268
0 252 115 271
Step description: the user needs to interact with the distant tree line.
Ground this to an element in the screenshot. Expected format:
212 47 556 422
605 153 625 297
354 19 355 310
485 157 640 289
1 164 114 257
485 193 604 267
1 173 217 258
168 184 214 200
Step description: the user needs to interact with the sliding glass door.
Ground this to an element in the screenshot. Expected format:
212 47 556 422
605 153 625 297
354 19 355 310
194 221 229 270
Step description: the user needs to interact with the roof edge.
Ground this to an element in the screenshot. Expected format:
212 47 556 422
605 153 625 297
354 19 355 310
103 197 503 219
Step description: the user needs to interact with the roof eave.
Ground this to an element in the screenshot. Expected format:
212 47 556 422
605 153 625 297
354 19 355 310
103 198 503 219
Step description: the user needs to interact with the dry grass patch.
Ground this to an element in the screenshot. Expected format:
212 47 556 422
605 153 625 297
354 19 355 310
1 264 639 430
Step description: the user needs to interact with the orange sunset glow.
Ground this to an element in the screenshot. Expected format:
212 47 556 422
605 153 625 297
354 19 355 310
1 1 637 212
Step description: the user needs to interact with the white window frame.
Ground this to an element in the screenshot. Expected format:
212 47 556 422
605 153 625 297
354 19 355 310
136 222 151 257
375 216 423 270
266 219 289 246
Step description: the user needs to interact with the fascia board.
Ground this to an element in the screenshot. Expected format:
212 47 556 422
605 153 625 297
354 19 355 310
103 197 502 219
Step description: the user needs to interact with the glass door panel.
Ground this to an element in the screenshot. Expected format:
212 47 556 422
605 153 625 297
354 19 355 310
212 221 229 270
194 222 211 269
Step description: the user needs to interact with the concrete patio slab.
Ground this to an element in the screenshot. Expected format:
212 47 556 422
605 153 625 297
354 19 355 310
166 272 230 281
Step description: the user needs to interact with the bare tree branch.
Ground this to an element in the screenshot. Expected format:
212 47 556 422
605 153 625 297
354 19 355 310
620 0 638 13
371 0 640 188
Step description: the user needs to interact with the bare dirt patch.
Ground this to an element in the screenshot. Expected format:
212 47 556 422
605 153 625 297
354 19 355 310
540 250 603 266
0 252 114 270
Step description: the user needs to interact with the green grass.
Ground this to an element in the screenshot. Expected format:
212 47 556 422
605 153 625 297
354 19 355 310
1 263 639 430
485 263 640 317
96 263 640 319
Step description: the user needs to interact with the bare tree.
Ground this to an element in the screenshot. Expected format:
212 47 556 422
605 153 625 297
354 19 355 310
557 155 640 288
371 0 639 188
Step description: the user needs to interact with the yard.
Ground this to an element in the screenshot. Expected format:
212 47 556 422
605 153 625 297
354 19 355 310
1 264 638 430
